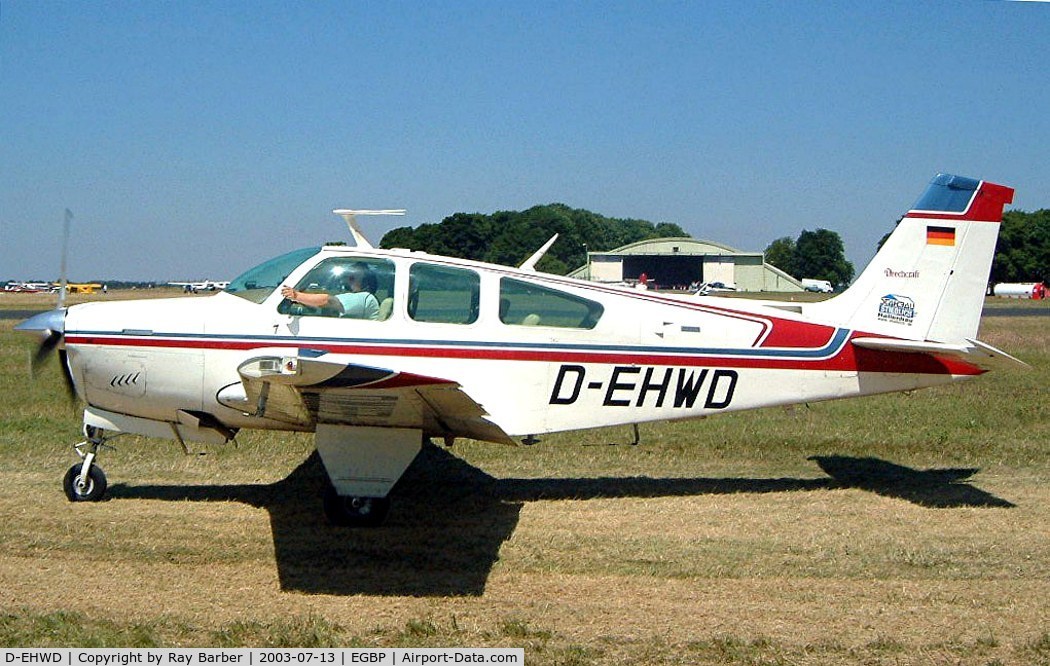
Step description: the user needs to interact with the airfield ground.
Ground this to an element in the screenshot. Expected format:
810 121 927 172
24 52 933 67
0 292 1047 664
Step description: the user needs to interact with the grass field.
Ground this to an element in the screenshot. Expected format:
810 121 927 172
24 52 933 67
0 294 1047 664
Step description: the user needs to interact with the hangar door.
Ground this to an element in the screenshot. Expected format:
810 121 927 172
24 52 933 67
622 255 705 289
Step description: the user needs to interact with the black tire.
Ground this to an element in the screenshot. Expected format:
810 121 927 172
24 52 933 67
322 486 390 527
63 463 108 502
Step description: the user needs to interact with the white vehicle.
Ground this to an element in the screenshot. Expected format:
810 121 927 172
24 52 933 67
18 175 1022 526
801 279 834 293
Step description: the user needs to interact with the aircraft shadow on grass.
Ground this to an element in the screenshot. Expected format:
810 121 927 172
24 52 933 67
109 447 1013 598
808 455 1015 510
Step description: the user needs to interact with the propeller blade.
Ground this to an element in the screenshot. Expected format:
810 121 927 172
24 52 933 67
32 331 62 376
58 349 77 403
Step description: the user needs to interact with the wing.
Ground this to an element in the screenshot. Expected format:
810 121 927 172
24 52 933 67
236 351 515 445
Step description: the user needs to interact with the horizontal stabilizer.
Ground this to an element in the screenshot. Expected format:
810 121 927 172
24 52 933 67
965 338 1030 368
851 337 1028 369
851 337 971 355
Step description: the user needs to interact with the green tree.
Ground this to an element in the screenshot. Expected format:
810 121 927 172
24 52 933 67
992 209 1050 284
654 222 688 238
378 204 690 275
435 213 494 259
875 216 904 253
381 226 426 251
763 236 797 276
793 228 854 287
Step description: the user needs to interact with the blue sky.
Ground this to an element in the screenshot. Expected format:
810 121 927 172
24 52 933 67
2 1 1048 281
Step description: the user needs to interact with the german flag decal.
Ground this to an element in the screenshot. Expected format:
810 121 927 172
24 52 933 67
926 226 956 246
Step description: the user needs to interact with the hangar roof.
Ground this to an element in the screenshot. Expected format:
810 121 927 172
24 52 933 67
567 237 802 292
589 237 760 257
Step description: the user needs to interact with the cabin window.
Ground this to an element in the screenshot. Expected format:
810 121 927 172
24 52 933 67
408 263 480 325
279 257 396 320
499 278 603 329
225 247 320 304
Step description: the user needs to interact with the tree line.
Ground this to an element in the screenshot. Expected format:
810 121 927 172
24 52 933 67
378 203 1046 288
993 209 1049 284
380 204 687 275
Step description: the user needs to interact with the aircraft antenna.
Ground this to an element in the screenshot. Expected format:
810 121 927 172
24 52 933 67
332 209 406 249
519 234 559 272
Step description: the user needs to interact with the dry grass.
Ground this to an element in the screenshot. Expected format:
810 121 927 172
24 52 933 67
0 305 1047 664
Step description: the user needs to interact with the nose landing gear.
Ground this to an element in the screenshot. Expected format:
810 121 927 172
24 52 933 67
62 427 112 502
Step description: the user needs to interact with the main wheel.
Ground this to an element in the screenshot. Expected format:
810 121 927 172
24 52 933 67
323 487 390 527
62 463 108 502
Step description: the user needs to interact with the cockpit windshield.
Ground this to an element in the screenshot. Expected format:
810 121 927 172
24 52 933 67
224 247 319 303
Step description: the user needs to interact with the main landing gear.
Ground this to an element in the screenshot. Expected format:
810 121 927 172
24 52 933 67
314 424 422 529
62 426 111 502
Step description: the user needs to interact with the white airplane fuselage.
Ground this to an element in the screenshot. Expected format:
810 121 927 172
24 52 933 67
20 173 1018 524
61 247 979 444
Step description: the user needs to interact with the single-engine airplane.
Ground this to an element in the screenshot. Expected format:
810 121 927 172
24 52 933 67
17 175 1022 526
169 280 231 293
4 281 54 293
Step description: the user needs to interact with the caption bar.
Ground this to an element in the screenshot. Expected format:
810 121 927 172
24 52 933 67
2 650 523 666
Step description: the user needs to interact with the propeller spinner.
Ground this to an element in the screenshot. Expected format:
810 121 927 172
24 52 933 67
16 308 76 401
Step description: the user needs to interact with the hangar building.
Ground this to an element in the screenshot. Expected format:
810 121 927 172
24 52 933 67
568 237 802 292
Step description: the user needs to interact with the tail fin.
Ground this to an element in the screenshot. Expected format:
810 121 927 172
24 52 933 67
808 174 1013 343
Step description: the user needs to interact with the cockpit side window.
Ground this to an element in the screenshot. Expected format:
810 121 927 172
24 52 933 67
499 278 604 329
408 263 480 325
225 247 320 304
278 257 396 320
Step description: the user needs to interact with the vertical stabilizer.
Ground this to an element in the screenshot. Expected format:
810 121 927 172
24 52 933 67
807 174 1013 343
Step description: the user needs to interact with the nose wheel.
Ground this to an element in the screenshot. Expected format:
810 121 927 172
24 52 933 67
62 428 111 502
63 462 107 501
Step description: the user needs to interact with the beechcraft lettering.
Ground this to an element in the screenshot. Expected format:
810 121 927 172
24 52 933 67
884 268 920 279
550 364 738 409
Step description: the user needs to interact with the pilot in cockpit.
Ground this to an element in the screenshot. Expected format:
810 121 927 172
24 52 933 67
280 261 380 320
